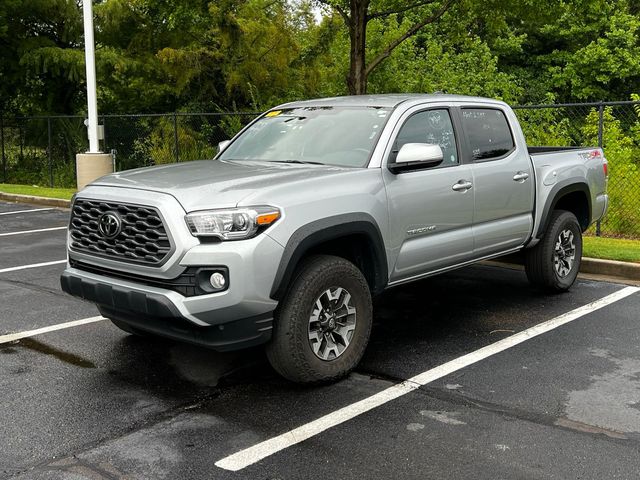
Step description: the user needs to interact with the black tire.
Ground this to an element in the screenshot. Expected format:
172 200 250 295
266 255 373 384
525 209 583 292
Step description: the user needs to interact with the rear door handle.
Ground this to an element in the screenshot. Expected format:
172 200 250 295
452 180 473 192
513 171 530 182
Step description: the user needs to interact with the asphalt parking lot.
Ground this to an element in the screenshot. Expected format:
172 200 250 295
1 199 640 480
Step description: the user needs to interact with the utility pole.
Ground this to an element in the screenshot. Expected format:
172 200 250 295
83 0 99 153
76 0 113 190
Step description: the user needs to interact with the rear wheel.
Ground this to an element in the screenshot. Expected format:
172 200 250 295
525 209 582 292
266 255 372 384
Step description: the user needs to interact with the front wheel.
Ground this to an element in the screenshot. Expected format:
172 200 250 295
266 255 373 384
525 209 583 292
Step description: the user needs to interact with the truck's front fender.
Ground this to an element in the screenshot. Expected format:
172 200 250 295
268 213 388 299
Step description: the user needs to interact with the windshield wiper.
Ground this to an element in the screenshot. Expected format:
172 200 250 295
271 160 325 165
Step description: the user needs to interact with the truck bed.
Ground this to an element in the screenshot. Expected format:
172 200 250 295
528 146 598 155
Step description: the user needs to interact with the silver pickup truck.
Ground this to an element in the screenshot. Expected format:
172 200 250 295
61 94 608 383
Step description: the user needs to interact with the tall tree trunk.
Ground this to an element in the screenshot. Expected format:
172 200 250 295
346 0 369 95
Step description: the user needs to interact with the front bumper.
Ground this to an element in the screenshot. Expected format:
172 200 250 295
60 268 273 351
60 269 273 351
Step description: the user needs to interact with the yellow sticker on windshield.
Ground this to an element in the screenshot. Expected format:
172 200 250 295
266 110 282 117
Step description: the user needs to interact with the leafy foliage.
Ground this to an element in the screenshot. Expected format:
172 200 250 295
496 0 640 102
2 0 640 113
0 0 85 114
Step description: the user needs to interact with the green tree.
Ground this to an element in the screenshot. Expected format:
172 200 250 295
93 0 323 112
0 0 85 114
495 0 640 102
358 1 525 101
93 0 217 113
315 0 458 94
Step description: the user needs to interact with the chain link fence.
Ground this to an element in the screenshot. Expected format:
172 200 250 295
1 102 639 238
103 112 258 172
0 112 258 189
513 101 640 239
0 115 88 188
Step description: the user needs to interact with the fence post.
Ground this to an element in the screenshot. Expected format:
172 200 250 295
47 118 53 188
0 115 6 183
597 101 604 148
101 116 107 150
596 101 604 237
19 120 23 162
173 112 179 163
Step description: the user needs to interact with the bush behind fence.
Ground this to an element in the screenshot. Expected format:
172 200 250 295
1 102 639 238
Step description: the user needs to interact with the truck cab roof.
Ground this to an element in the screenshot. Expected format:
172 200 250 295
277 93 508 110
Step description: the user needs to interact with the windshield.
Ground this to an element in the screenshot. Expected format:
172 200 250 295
218 106 391 168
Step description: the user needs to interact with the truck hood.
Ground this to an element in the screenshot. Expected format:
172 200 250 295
91 159 352 212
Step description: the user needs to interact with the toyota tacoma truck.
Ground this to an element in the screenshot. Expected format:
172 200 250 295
61 94 608 383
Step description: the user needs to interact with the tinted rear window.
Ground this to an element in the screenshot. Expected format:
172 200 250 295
461 109 515 160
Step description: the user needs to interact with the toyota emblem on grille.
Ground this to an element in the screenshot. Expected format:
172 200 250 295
98 212 122 239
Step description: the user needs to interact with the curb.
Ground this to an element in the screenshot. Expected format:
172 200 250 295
580 257 640 281
484 255 640 283
0 192 71 208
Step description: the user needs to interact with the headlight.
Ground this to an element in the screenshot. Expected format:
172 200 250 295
185 206 281 240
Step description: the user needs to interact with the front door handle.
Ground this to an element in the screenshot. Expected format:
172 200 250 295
452 180 473 192
513 171 530 182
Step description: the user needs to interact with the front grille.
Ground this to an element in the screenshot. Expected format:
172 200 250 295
69 199 172 265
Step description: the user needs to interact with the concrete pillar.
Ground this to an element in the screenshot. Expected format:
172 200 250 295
76 153 113 190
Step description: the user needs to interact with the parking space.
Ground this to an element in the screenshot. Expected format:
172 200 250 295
0 206 68 273
1 199 639 479
0 204 53 214
0 208 68 234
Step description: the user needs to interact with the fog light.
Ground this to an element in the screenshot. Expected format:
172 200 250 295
210 272 226 289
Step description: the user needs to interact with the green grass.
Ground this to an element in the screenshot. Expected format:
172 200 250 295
583 235 640 263
0 183 76 201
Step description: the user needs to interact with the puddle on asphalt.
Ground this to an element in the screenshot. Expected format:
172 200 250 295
564 348 640 434
6 338 96 368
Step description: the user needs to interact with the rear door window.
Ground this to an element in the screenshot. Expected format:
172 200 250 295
461 108 515 161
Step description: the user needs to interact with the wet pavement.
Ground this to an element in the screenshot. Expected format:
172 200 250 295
1 200 639 479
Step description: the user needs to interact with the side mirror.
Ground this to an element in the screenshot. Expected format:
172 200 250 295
218 140 231 153
388 143 444 174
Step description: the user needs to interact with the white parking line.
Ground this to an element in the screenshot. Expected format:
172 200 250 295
0 226 66 237
0 208 56 216
215 285 640 472
0 260 67 274
0 316 106 345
